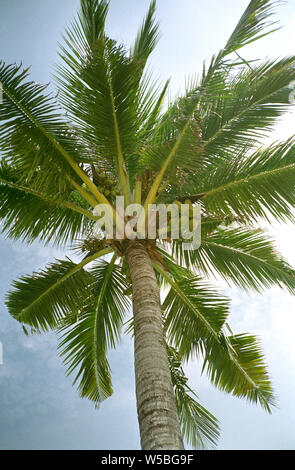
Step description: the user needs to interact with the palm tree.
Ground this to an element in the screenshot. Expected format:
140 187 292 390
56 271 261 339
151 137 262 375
1 0 295 450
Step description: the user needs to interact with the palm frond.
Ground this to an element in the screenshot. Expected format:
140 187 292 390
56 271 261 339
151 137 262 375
58 306 113 403
143 92 205 207
131 0 159 66
201 0 280 87
194 226 295 293
56 0 161 196
155 256 275 413
154 214 234 274
57 35 144 198
6 251 111 331
0 162 95 245
78 0 109 47
57 256 130 404
154 261 229 353
202 58 295 163
225 0 280 53
0 63 80 191
168 345 220 449
0 61 109 206
137 78 170 146
198 138 295 223
201 333 276 412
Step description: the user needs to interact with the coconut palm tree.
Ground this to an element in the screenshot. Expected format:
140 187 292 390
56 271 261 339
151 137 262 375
1 0 295 450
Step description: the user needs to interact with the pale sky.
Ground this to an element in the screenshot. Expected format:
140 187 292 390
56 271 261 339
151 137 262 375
0 0 295 450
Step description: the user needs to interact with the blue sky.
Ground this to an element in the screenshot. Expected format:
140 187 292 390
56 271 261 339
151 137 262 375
1 0 295 450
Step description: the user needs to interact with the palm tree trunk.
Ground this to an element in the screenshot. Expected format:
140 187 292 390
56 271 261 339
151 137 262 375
126 242 184 450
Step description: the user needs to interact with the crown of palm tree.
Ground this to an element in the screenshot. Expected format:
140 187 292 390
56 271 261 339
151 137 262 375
1 0 295 449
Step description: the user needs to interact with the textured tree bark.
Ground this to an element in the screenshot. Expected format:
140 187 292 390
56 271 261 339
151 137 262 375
126 242 184 450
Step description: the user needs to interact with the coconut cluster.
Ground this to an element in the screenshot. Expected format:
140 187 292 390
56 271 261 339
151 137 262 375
93 167 120 199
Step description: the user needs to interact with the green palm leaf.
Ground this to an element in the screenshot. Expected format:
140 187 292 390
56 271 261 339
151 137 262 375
168 345 220 449
225 0 279 52
201 333 276 412
0 63 80 192
195 226 295 293
57 256 130 404
6 250 112 331
58 306 113 403
154 261 229 352
200 0 279 89
0 162 95 245
197 138 295 223
155 257 275 413
0 61 108 205
131 0 159 66
78 0 109 47
143 0 282 191
57 1 157 198
202 58 295 163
